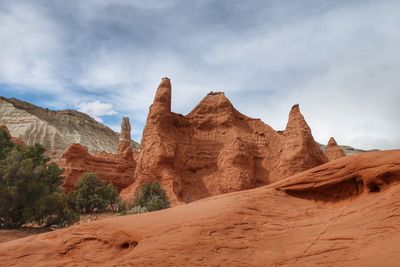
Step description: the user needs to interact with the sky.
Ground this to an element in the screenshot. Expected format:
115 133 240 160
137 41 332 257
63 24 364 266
0 0 399 150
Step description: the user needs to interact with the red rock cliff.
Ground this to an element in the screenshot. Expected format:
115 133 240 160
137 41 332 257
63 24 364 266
60 117 136 191
121 78 327 204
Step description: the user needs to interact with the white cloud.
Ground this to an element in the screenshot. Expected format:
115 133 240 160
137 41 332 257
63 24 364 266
0 1 64 91
0 0 399 149
77 101 117 122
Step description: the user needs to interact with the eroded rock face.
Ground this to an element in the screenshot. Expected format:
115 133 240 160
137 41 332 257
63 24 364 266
121 78 327 204
325 137 345 161
0 97 139 160
60 117 136 191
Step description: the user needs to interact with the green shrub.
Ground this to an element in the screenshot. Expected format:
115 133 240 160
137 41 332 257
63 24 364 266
126 205 148 215
0 130 78 228
129 182 170 213
0 129 14 160
71 173 119 213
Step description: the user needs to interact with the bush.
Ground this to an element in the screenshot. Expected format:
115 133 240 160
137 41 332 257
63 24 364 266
126 205 148 215
71 173 119 213
0 129 78 228
0 129 14 160
129 182 170 213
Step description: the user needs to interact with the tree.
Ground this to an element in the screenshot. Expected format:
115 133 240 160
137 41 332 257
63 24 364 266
0 129 78 228
130 182 170 213
72 173 119 213
0 129 14 160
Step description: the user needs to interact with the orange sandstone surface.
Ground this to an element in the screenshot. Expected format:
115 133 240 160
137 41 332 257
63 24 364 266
121 78 327 204
0 150 399 266
326 137 346 161
59 117 137 191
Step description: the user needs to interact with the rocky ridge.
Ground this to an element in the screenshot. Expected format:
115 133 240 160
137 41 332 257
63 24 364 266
0 97 139 159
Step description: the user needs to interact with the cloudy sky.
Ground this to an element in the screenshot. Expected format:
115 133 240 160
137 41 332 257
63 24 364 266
0 0 399 150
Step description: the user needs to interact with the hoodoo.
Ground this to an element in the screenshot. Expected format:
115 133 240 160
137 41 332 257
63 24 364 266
60 117 137 191
118 116 135 162
121 78 328 204
326 137 346 161
277 104 328 180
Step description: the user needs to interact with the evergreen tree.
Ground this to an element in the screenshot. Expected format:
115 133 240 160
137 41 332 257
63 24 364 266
72 172 119 213
0 128 78 228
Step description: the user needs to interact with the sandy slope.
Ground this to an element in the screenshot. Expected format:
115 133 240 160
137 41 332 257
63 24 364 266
0 150 399 266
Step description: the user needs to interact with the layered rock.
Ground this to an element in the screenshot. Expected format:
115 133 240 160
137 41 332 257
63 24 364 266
0 97 139 159
325 137 345 161
2 150 400 266
60 117 136 191
121 78 327 204
0 124 25 145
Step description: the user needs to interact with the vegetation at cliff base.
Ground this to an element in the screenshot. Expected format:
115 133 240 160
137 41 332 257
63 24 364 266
70 172 119 213
0 128 78 228
124 182 170 214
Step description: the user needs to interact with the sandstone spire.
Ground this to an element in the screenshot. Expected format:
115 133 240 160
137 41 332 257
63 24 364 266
277 104 328 180
118 116 134 161
153 77 172 112
119 116 131 141
285 104 310 133
326 137 345 161
122 77 180 204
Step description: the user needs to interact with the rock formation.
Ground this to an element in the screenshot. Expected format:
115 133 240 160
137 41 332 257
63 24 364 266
277 104 328 179
0 124 25 145
60 117 136 191
325 137 345 161
0 97 139 159
2 150 400 266
117 117 134 162
319 142 366 156
121 78 327 204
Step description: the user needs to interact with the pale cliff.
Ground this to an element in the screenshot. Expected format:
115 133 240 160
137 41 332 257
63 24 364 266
0 97 139 159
